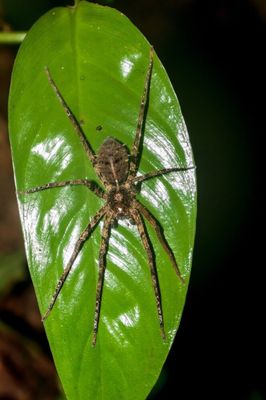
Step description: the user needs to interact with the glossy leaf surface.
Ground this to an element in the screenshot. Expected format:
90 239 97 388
9 2 196 399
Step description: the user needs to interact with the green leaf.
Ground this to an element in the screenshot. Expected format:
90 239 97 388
8 2 196 399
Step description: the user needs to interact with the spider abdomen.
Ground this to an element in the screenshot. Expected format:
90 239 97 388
95 137 129 185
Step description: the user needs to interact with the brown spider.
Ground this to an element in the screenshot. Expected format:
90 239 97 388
20 47 194 346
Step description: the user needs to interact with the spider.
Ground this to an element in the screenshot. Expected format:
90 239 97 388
20 47 194 346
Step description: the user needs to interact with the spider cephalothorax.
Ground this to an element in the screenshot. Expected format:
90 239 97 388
20 47 194 346
107 184 136 219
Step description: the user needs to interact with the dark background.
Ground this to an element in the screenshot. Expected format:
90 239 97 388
0 0 265 399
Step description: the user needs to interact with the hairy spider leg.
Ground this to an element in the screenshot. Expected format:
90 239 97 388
135 200 184 283
131 209 166 340
19 179 105 199
42 204 108 322
129 47 154 176
45 67 95 165
92 213 113 346
133 165 195 184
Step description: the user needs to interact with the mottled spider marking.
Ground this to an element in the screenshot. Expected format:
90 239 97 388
95 137 129 187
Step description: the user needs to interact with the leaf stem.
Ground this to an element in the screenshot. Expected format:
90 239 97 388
74 0 80 6
0 32 26 45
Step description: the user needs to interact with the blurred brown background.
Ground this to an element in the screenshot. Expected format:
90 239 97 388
0 0 265 399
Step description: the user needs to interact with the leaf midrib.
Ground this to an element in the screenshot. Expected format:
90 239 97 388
68 6 104 400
